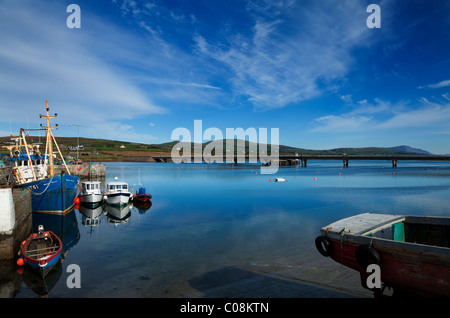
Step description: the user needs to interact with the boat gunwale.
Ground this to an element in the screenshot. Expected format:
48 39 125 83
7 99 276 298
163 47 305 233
321 227 450 261
21 231 63 266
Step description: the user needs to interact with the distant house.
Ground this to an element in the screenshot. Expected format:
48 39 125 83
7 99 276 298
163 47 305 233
68 145 84 151
120 145 125 149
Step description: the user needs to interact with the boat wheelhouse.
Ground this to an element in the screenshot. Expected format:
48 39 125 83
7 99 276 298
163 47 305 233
79 180 103 207
5 101 80 214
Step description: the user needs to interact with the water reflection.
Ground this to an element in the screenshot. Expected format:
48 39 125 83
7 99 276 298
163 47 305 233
32 209 80 257
22 259 62 298
15 209 81 297
5 162 449 298
78 203 103 227
132 200 152 214
104 202 132 226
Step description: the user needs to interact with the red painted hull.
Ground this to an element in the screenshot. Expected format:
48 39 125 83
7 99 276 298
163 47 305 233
132 194 152 202
328 238 450 297
317 213 450 297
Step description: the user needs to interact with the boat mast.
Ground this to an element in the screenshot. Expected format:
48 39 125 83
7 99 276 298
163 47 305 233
40 101 58 177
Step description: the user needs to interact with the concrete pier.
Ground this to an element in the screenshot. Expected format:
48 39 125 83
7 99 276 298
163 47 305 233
54 162 105 178
0 187 32 260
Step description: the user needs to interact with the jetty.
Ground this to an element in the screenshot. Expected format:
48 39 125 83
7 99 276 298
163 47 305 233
0 186 31 260
54 162 105 178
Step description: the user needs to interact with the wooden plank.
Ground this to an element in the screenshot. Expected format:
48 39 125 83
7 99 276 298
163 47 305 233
321 213 404 235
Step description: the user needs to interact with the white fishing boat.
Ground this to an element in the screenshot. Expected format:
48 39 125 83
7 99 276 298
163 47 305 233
104 178 131 207
79 180 103 207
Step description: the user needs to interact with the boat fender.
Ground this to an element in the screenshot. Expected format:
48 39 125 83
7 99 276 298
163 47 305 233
355 245 381 269
315 236 333 257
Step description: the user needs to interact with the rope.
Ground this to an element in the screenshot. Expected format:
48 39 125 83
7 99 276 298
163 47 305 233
27 174 55 196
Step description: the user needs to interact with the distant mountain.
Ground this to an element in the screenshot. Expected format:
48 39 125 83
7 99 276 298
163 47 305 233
389 145 433 155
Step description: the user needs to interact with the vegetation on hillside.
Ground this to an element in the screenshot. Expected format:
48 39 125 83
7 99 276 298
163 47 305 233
0 135 434 161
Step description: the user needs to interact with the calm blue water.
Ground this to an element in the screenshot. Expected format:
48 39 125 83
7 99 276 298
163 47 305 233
6 161 450 297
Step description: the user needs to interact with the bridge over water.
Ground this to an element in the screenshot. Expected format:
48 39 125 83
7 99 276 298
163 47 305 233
151 154 450 167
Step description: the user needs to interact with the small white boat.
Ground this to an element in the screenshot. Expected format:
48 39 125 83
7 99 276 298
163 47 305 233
104 179 131 206
79 181 103 206
275 178 285 182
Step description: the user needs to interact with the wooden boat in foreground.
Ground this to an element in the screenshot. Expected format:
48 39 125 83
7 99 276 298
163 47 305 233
315 213 450 297
20 225 62 277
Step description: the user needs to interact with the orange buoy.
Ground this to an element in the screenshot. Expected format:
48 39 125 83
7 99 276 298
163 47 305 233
314 177 317 181
269 179 271 182
339 173 341 175
17 258 24 266
74 197 80 204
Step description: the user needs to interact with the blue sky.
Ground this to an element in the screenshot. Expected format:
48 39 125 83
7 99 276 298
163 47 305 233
1 0 450 154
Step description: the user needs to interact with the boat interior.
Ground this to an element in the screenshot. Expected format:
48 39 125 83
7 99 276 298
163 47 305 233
362 216 450 248
26 235 59 260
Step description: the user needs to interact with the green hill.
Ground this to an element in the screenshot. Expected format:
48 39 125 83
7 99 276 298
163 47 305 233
1 135 433 159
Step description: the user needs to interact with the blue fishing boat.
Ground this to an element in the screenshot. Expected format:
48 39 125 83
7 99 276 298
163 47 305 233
20 173 80 214
6 101 80 214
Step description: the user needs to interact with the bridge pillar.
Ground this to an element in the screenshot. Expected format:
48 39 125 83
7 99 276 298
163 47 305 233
392 159 397 168
301 159 307 167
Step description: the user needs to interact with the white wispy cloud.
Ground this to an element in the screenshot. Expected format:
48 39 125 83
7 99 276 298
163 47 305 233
313 114 373 133
0 0 165 134
193 0 372 110
376 101 450 130
418 79 450 89
311 97 450 133
0 0 228 142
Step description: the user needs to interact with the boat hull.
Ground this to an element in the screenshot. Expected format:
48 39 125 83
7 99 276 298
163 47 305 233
105 192 131 206
24 252 61 277
79 193 103 206
19 173 80 214
132 194 152 202
316 213 450 297
21 231 63 277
